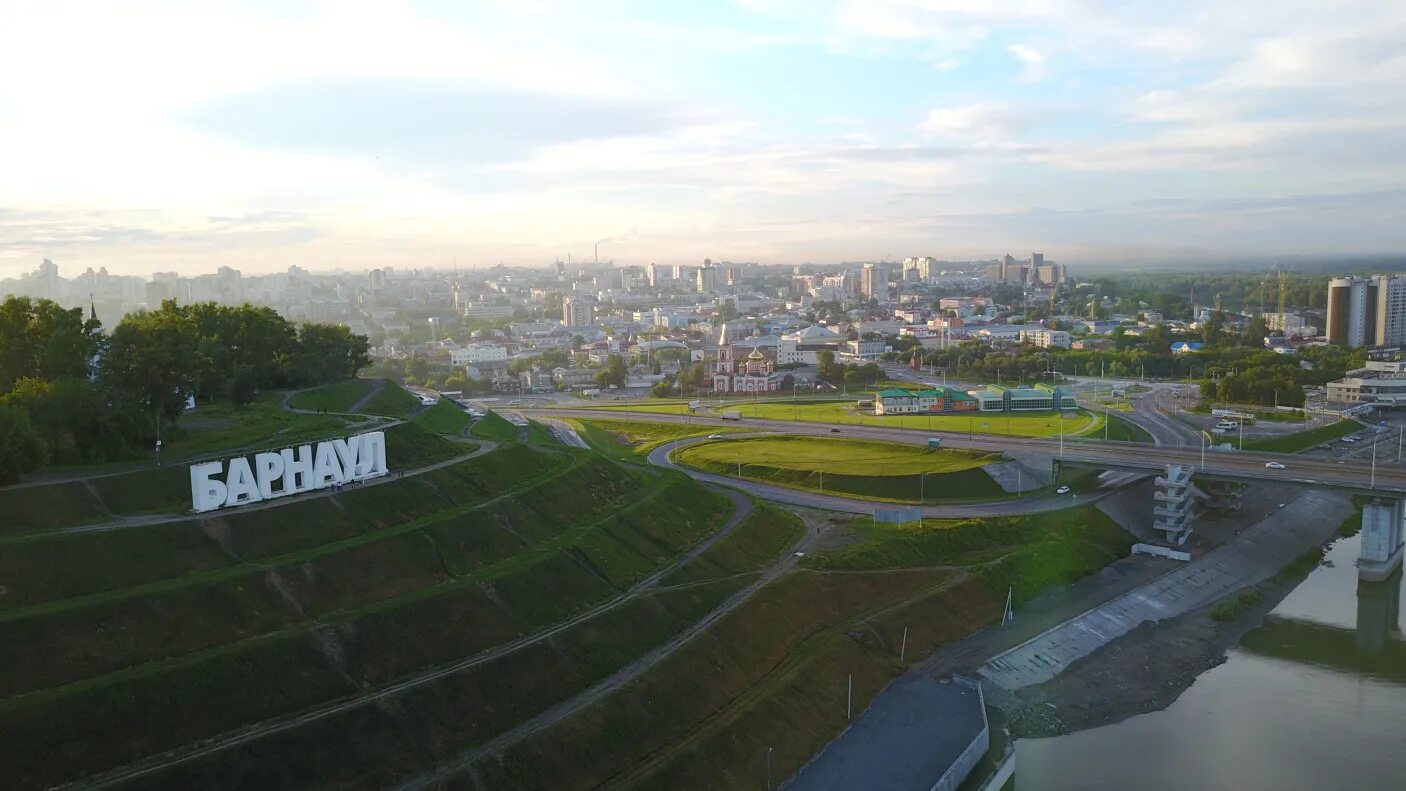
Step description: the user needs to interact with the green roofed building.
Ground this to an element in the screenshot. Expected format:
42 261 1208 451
875 386 980 415
972 383 1075 412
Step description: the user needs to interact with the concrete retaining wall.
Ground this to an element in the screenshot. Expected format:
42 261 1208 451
929 677 989 791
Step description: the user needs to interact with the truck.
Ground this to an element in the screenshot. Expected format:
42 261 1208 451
581 388 601 397
721 411 743 421
927 437 943 448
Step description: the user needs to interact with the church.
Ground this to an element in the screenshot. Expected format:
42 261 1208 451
711 323 787 394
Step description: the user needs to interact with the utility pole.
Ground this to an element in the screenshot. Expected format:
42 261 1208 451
847 674 853 721
767 747 773 791
1372 441 1377 489
900 625 909 663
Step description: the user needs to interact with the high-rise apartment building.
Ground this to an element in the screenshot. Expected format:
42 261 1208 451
696 265 718 294
1327 275 1406 348
647 262 663 288
562 295 595 327
860 263 880 300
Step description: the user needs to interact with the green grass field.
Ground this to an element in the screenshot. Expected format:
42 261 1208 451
469 410 519 441
1099 412 1155 443
359 380 422 418
1243 419 1360 452
410 399 473 435
680 436 996 475
714 399 1100 438
288 379 375 412
674 436 1009 503
566 418 745 462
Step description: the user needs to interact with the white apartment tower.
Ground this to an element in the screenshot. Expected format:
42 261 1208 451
1328 275 1406 348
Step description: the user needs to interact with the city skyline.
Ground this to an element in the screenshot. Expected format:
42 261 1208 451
5 1 1406 277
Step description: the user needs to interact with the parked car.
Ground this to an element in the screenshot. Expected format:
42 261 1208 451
1265 461 1286 470
1056 485 1071 494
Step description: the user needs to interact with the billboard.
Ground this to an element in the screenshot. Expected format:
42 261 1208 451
189 430 388 513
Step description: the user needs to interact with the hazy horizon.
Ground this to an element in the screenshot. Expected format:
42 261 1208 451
5 1 1406 277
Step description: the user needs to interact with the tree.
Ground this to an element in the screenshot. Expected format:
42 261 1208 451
0 403 46 483
816 350 841 383
595 354 628 389
227 364 259 407
100 306 202 425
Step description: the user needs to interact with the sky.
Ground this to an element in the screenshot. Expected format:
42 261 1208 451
3 0 1406 277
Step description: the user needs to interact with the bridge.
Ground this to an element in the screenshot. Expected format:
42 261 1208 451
1239 567 1404 677
525 406 1406 580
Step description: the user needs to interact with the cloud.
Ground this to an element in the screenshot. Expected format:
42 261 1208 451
1007 43 1047 82
184 77 700 171
918 102 1023 139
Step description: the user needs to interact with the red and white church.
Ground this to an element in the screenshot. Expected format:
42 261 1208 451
711 323 787 394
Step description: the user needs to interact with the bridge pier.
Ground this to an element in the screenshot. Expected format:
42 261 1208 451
1359 498 1405 582
1356 567 1402 655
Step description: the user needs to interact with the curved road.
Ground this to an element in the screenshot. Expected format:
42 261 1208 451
645 434 1133 516
526 407 1406 495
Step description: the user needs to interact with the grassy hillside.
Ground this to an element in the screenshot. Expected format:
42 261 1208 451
360 380 422 417
0 422 466 537
411 398 473 435
1243 419 1359 452
288 379 376 413
676 436 1008 503
470 410 519 441
566 418 744 462
0 442 745 789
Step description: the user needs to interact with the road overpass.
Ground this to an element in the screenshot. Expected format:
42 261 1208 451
526 406 1406 579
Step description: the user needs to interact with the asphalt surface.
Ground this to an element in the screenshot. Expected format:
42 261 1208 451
525 407 1406 496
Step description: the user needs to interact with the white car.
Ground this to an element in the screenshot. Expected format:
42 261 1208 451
1265 461 1286 470
1056 485 1071 494
707 433 723 440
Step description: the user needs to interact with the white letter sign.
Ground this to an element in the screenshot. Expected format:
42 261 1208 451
190 430 391 513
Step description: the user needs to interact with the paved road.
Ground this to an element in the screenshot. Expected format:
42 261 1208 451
979 488 1353 689
525 407 1406 495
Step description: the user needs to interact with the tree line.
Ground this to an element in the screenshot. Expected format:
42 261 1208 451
0 297 369 481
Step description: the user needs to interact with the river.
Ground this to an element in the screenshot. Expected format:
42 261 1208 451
1014 533 1406 791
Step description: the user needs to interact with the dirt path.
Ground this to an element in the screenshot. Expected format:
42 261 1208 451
392 501 828 790
80 485 757 790
345 378 385 414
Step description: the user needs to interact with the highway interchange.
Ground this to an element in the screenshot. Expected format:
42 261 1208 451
525 397 1406 500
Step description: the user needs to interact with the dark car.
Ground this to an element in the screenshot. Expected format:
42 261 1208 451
830 427 841 433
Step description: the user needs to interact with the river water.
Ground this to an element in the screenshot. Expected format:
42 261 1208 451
1015 533 1406 791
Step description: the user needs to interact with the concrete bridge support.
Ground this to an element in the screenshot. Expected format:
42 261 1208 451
1356 567 1402 655
1359 498 1405 582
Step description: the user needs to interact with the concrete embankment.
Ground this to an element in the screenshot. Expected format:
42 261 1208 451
979 489 1353 691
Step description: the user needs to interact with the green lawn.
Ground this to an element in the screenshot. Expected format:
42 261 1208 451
678 436 996 475
724 399 1101 438
288 379 375 413
411 399 473 435
1243 419 1360 453
469 411 520 442
359 380 421 418
1098 412 1154 443
567 418 746 462
675 436 1009 503
158 391 354 462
